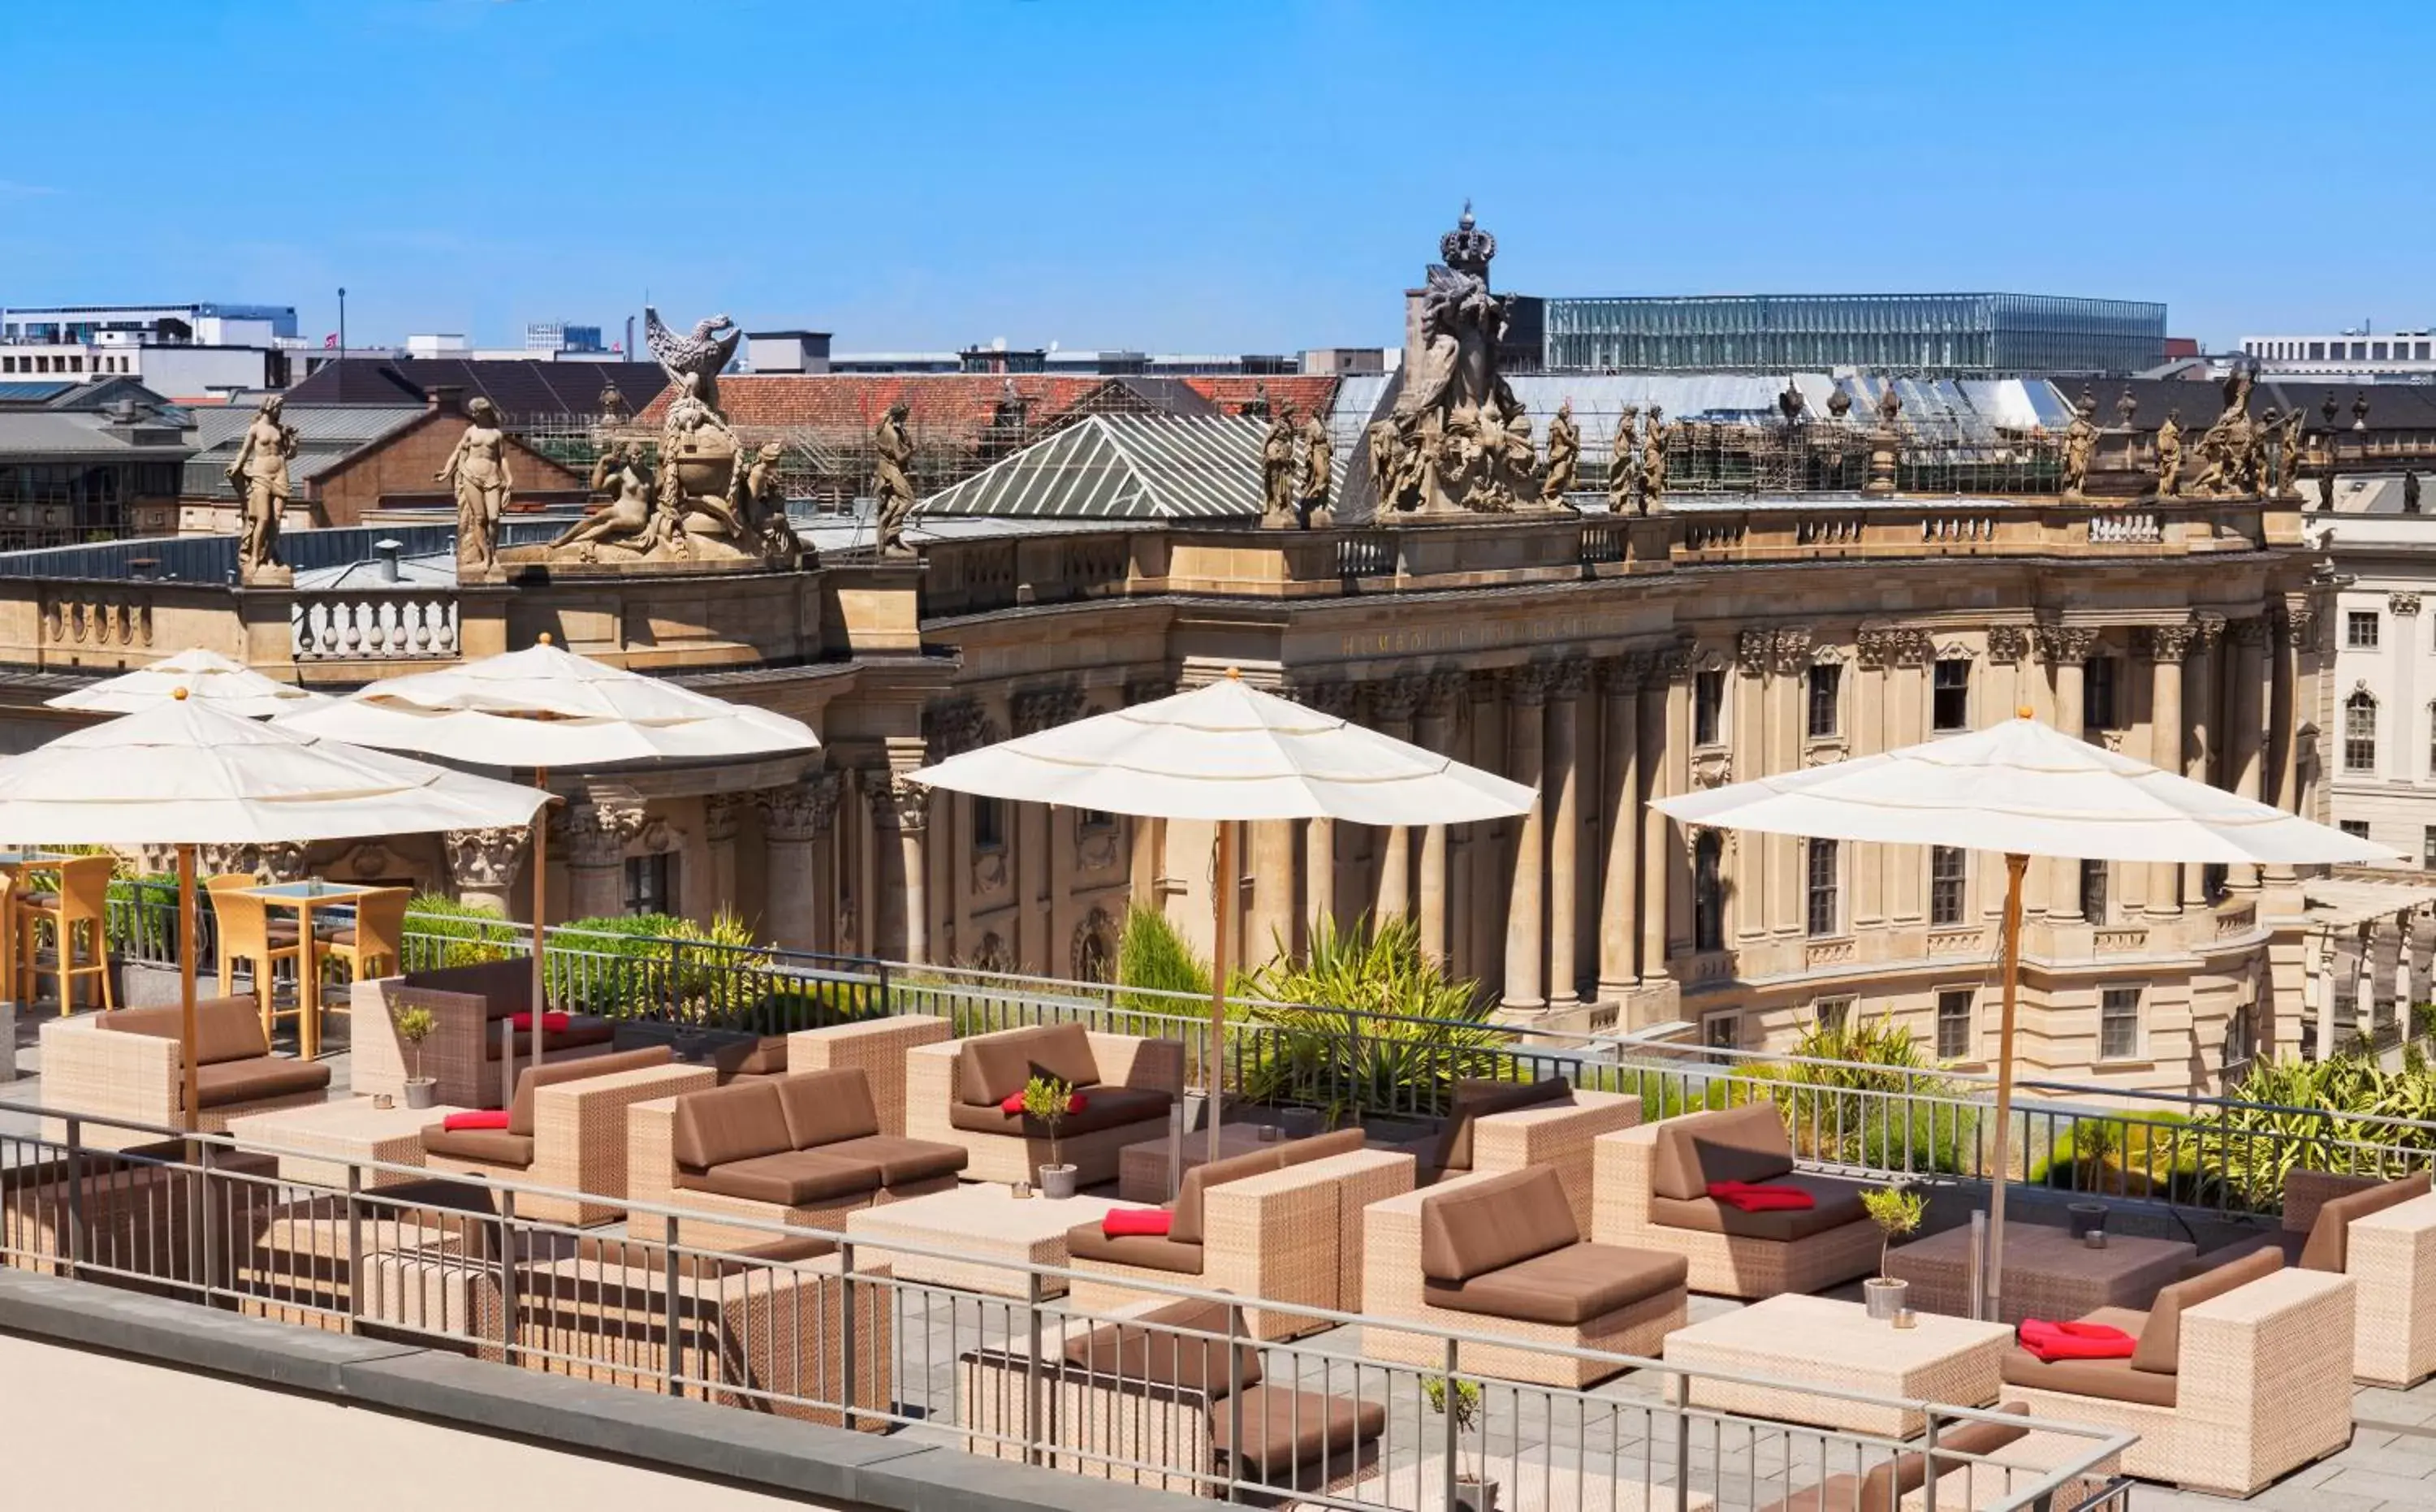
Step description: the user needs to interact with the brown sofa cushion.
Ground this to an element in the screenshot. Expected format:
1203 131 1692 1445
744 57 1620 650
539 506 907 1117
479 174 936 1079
2001 1346 2178 1407
2131 1246 2280 1375
1432 1077 1575 1175
957 1023 1102 1106
775 1068 883 1148
671 1082 794 1173
734 1036 788 1077
505 1045 672 1137
2300 1171 2434 1272
1648 1103 1795 1202
1060 1298 1255 1388
401 959 530 1019
2185 1228 2307 1279
1212 1385 1387 1479
420 1125 538 1167
674 1149 883 1207
1173 1147 1289 1245
946 1083 1172 1138
100 997 270 1065
1277 1127 1367 1166
814 1134 965 1186
1651 1173 1871 1242
1425 1241 1684 1326
193 1056 331 1109
1065 1224 1207 1275
1419 1165 1579 1284
484 1015 616 1060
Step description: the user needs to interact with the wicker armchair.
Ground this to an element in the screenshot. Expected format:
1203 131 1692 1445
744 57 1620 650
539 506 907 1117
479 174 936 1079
352 959 616 1110
1386 1078 1643 1230
2188 1169 2436 1388
415 1047 716 1226
37 1000 330 1151
905 1022 1186 1185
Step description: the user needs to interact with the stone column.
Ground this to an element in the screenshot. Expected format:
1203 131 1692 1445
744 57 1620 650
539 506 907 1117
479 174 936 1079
1246 817 1297 967
1297 681 1355 948
702 794 742 917
1648 645 1690 966
1985 626 2035 914
757 775 835 952
1544 657 1589 1008
2228 618 2268 892
1596 654 1648 998
871 772 931 966
1466 672 1507 986
2359 924 2381 1038
1010 686 1082 972
444 826 529 918
2039 626 2097 918
1501 664 1553 1015
2142 623 2194 917
559 798 642 922
1371 674 1423 923
1415 672 1465 964
2182 616 2224 908
2266 607 2313 886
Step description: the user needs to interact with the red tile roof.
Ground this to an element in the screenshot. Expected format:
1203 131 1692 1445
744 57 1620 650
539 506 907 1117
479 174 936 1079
637 373 1341 437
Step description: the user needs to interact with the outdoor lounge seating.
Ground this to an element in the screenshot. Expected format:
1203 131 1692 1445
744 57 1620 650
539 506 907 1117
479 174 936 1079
1997 1247 2355 1496
37 998 332 1150
2185 1168 2436 1387
1388 1076 1642 1229
352 959 620 1109
1592 1102 1880 1298
905 1022 1185 1185
1065 1128 1413 1339
1753 1404 2088 1512
416 1045 715 1225
629 1066 970 1253
1363 1164 1688 1388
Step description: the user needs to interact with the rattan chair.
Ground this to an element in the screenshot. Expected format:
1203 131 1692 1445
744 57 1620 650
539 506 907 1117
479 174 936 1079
206 875 310 1039
318 885 408 1046
17 854 115 1013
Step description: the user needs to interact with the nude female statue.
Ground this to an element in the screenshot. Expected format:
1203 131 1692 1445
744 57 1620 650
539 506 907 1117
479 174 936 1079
552 443 658 554
438 396 513 572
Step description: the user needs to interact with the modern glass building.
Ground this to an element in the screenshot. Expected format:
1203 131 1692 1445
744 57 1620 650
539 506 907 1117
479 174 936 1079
1541 293 2166 378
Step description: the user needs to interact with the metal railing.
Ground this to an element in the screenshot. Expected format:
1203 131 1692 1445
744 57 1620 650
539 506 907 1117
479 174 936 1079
0 1104 2132 1512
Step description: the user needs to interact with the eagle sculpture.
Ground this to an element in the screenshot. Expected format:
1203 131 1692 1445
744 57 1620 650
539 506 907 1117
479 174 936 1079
643 307 743 411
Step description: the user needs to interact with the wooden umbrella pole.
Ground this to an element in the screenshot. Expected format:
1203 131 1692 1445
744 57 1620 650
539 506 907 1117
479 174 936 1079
525 765 550 1101
1207 819 1234 1165
1983 850 2030 1322
178 842 199 1134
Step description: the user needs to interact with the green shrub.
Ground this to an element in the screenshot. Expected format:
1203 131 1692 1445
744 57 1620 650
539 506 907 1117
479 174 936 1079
401 891 521 969
1766 1014 1980 1177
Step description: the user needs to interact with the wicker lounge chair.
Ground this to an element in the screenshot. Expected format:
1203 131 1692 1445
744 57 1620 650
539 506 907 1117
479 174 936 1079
415 1046 715 1225
351 959 619 1110
905 1022 1185 1186
37 998 331 1151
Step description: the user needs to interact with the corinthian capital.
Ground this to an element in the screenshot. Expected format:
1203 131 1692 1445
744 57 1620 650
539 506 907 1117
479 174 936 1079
758 772 839 843
2139 624 2196 663
559 799 646 868
2034 624 2099 664
445 827 529 892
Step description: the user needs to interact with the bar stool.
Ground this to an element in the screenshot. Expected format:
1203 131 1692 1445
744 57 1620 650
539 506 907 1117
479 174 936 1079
17 854 115 1013
206 876 304 1039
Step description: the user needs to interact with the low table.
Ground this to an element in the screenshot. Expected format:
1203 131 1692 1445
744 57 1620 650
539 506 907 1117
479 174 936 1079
1662 1294 2011 1439
227 1096 466 1190
1885 1222 2195 1326
1326 1456 1715 1512
1116 1121 1281 1203
844 1183 1142 1298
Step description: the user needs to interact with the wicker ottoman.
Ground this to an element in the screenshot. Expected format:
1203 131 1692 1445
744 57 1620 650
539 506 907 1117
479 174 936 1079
1662 1294 2010 1439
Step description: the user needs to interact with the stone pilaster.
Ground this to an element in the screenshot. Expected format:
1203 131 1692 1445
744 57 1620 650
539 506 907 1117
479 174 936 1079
1415 671 1466 964
2036 625 2098 918
1010 685 1083 972
2140 623 2196 916
1501 664 1553 1016
2228 618 2269 892
702 794 742 916
1596 653 1649 998
871 767 931 966
1369 673 1423 923
559 798 645 921
1544 656 1589 1007
1298 680 1357 946
758 774 837 952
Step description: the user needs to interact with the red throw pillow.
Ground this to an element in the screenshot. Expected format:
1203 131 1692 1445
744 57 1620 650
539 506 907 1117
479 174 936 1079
1707 1180 1816 1213
508 1011 573 1033
1000 1091 1027 1115
2016 1320 2135 1362
1067 1092 1087 1115
441 1109 511 1132
1103 1208 1173 1238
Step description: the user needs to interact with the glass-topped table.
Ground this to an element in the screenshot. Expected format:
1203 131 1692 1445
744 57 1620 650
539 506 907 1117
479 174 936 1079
236 880 378 1058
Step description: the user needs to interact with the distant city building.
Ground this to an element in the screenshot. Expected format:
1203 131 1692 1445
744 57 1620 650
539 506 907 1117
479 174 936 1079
0 300 300 398
1541 292 2166 377
743 330 832 374
0 300 298 346
0 383 192 547
825 345 1309 378
525 321 607 353
2240 330 2436 378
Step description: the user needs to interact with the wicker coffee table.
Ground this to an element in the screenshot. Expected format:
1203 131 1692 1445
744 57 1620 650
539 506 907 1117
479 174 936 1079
844 1183 1142 1298
1116 1122 1279 1203
1662 1294 2011 1438
226 1096 466 1190
1885 1222 2194 1326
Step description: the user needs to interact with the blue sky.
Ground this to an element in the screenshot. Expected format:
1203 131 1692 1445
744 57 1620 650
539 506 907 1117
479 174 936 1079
3 1 2430 354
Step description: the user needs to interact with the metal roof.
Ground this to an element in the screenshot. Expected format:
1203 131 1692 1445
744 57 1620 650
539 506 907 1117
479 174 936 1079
294 547 458 590
0 411 192 457
0 381 75 404
183 404 427 497
919 414 1332 521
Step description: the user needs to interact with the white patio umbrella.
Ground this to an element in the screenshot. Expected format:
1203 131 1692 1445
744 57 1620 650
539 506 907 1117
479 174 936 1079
0 691 549 1127
906 670 1537 1160
1655 706 2394 1320
46 647 332 719
275 637 820 1078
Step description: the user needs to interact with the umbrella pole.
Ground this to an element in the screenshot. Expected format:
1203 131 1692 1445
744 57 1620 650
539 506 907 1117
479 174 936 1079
525 766 550 1105
1983 850 2029 1323
1207 819 1234 1165
178 843 199 1134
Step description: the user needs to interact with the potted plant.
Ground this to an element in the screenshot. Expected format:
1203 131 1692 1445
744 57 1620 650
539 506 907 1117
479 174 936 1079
1023 1073 1082 1199
391 1005 439 1109
1425 1375 1492 1512
1860 1184 1926 1321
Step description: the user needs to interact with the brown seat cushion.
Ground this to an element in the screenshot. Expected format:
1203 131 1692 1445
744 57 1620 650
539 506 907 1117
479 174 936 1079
100 997 270 1065
192 1056 331 1109
733 1036 788 1077
1431 1077 1576 1176
2184 1228 2306 1280
2300 1172 2434 1272
1842 1404 2032 1511
1648 1103 1795 1201
1173 1146 1289 1244
1060 1298 1255 1388
956 1022 1102 1107
1065 1223 1207 1274
775 1067 883 1148
2001 1346 2178 1407
1651 1173 1872 1242
672 1081 795 1173
484 1015 617 1060
675 1149 883 1207
946 1082 1173 1138
2131 1246 2281 1375
1212 1385 1388 1479
419 1125 538 1168
1276 1127 1367 1166
814 1134 966 1186
1424 1242 1686 1326
506 1045 673 1137
1419 1165 1579 1284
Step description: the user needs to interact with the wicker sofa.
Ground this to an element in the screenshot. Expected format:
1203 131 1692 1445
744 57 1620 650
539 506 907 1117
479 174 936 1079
352 959 619 1111
1378 1077 1642 1231
1364 1164 1688 1388
37 999 331 1151
905 1022 1185 1186
786 1014 952 1134
1592 1103 1880 1298
1997 1248 2354 1496
414 1045 715 1225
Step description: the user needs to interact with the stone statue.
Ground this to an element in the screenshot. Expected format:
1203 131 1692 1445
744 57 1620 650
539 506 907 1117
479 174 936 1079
2275 408 2306 500
2407 469 2423 515
2154 408 2183 498
1608 408 1640 512
1495 394 1538 509
642 306 741 413
1297 409 1332 528
438 395 513 576
1877 385 1903 428
551 443 659 556
2190 364 2258 498
2319 436 2339 509
227 395 298 583
1640 404 1669 511
1260 407 1298 523
2060 391 2097 503
598 381 628 425
1363 417 1399 507
732 438 806 568
1240 380 1271 421
1540 400 1581 503
871 402 917 557
1377 205 1553 516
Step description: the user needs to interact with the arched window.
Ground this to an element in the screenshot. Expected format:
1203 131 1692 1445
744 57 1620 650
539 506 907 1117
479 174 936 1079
2345 690 2378 772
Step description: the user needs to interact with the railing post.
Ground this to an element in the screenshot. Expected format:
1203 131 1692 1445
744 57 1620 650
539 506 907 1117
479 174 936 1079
840 1238 858 1432
344 1164 363 1333
63 1116 82 1280
663 1214 682 1398
497 1190 518 1367
197 1139 218 1304
1023 1268 1044 1467
1922 1413 1940 1512
1229 1300 1247 1504
1674 1381 1692 1512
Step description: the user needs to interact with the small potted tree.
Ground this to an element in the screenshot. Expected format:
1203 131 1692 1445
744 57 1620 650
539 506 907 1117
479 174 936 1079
1425 1375 1492 1512
1860 1184 1926 1322
392 1005 439 1109
1023 1073 1083 1199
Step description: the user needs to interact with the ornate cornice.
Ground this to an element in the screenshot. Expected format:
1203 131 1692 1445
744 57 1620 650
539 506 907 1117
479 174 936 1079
2392 593 2424 617
1855 625 1930 671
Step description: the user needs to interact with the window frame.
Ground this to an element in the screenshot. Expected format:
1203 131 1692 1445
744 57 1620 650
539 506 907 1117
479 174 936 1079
1934 987 1975 1061
1812 996 1854 1035
970 794 1006 851
622 851 673 916
2345 689 2378 772
2098 984 2144 1063
1805 836 1841 938
1929 845 1967 927
1930 658 1971 732
2079 858 2108 924
2347 611 2381 649
1805 662 1842 741
1693 667 1726 748
2082 654 2119 732
1692 830 1726 952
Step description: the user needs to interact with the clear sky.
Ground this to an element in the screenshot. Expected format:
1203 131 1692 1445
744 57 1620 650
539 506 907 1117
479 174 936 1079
4 0 2429 355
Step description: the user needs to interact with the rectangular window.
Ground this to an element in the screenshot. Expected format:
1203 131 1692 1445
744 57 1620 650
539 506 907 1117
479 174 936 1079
1702 1013 1738 1052
1079 808 1116 832
971 795 1005 850
2309 342 2325 360
1932 659 1969 732
2342 820 2371 840
1805 663 1841 739
2346 695 2378 771
2080 859 2108 923
1693 667 1725 746
622 853 672 916
1929 846 1966 926
1692 831 1725 952
2082 656 2118 732
1936 989 1974 1061
1805 838 1840 937
2349 611 2380 648
2375 342 2391 361
2100 987 2142 1061
1813 996 1853 1035
2425 827 2436 870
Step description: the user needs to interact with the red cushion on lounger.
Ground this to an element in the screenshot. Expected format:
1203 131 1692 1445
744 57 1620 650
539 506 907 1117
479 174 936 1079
1707 1180 1816 1212
1102 1208 1173 1238
999 1091 1091 1115
2016 1320 2136 1362
442 1109 512 1132
508 1011 572 1032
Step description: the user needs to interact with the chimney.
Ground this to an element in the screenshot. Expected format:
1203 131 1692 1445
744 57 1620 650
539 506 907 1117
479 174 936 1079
373 538 402 583
424 385 464 414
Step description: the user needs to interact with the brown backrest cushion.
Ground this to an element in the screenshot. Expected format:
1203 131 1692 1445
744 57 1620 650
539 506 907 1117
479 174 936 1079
956 1023 1103 1107
1060 1297 1262 1396
1172 1147 1288 1245
670 1080 794 1173
2131 1245 2282 1374
1855 1404 2030 1506
406 958 532 1020
508 1045 672 1137
1276 1127 1367 1167
1432 1078 1576 1175
2299 1171 2434 1273
99 997 268 1065
774 1068 882 1150
1419 1166 1579 1283
1648 1103 1795 1202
